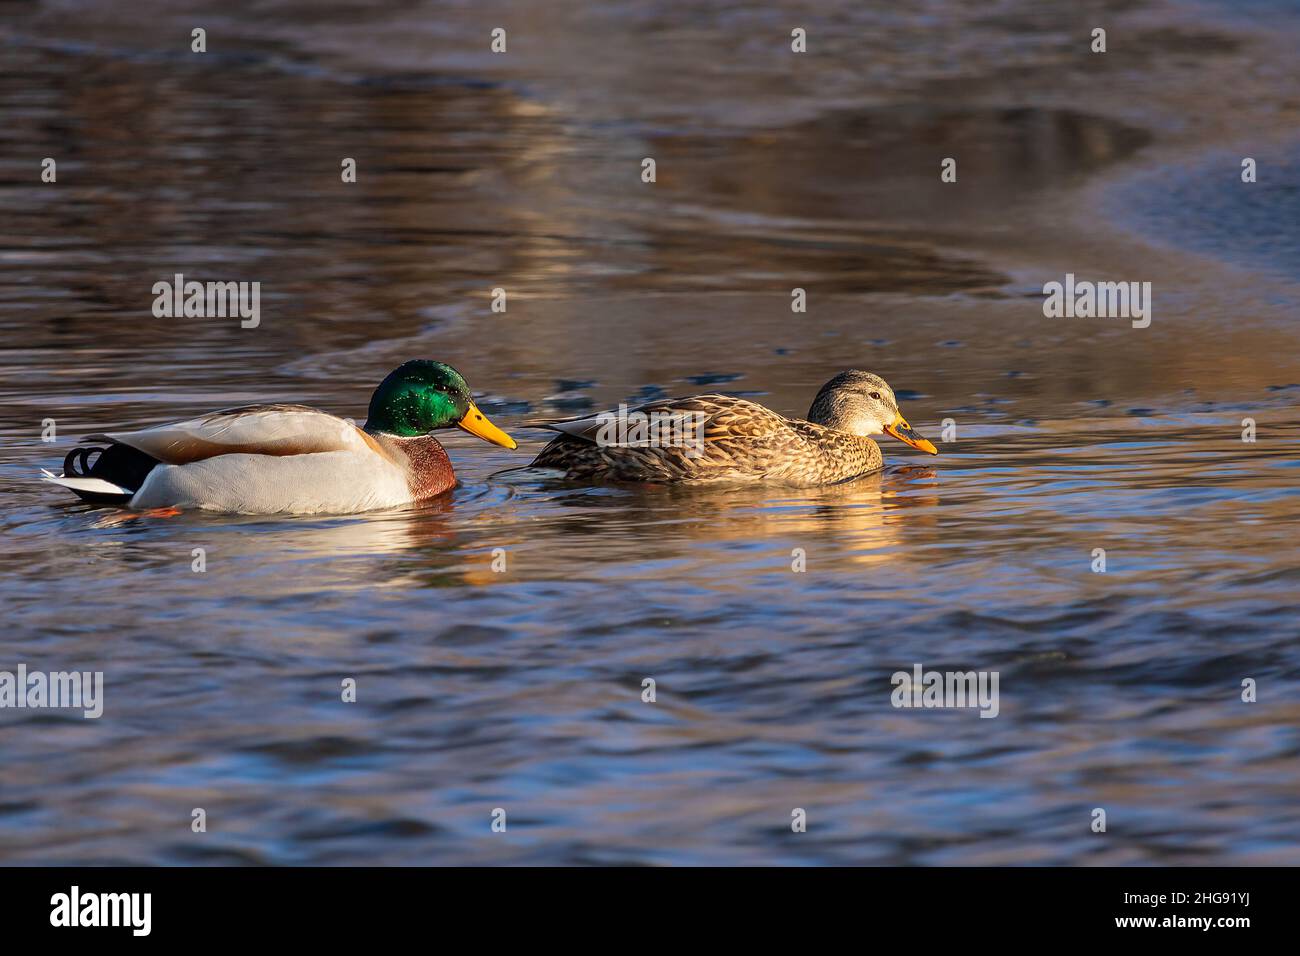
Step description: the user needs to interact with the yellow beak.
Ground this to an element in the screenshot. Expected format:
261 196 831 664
883 412 938 455
457 400 517 449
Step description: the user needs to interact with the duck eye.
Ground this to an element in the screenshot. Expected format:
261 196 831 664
869 391 881 400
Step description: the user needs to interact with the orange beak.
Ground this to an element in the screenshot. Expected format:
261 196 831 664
457 400 517 449
884 412 938 455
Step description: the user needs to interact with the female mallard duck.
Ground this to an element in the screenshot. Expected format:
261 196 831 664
529 370 936 484
41 360 517 514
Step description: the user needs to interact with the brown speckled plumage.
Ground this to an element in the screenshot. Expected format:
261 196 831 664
529 370 936 485
531 393 884 485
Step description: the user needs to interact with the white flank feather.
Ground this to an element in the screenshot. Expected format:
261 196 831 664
130 449 413 515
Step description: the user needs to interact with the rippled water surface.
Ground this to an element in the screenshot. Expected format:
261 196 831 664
1 0 1299 865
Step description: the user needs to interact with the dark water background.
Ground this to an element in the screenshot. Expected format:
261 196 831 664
1 0 1298 864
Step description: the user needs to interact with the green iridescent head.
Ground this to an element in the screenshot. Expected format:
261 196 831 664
364 360 516 448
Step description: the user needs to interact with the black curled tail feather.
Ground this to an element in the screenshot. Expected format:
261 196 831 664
64 442 161 497
63 445 104 478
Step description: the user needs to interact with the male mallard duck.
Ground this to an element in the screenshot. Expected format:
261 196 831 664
528 370 936 484
41 360 517 514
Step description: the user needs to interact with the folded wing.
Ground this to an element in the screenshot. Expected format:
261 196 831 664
529 394 790 444
86 403 383 464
